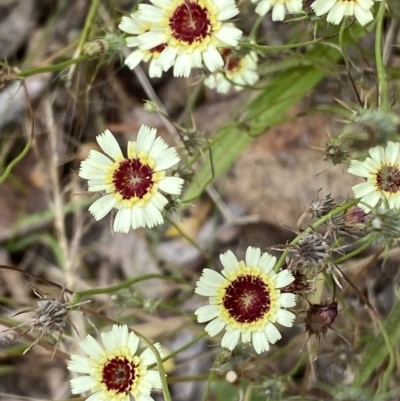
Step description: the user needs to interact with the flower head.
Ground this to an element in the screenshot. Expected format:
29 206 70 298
119 13 165 78
135 0 243 77
204 48 259 93
252 0 303 21
348 141 400 211
68 325 162 401
311 0 378 26
304 301 338 339
79 126 184 232
195 246 296 354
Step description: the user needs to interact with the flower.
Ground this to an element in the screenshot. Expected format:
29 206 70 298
79 125 184 232
204 49 259 93
119 13 164 78
252 0 303 20
68 325 162 401
194 246 296 354
135 0 243 77
348 141 400 211
311 0 378 26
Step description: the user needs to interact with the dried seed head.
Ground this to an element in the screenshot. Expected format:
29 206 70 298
31 299 68 336
310 192 336 218
6 285 89 357
262 379 284 400
324 139 349 165
305 301 338 339
293 233 330 265
182 129 205 152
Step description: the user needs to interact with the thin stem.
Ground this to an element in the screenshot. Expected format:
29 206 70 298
73 274 181 303
17 55 90 78
376 318 396 394
0 140 32 184
66 0 101 81
334 235 374 264
375 0 389 111
151 332 208 366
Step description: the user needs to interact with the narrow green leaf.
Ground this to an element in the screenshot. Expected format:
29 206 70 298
183 44 342 202
354 299 400 387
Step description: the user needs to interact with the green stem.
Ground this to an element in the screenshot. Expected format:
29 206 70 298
376 318 396 395
72 274 180 303
162 333 207 363
274 199 359 272
375 0 389 111
0 139 32 184
17 56 90 78
334 235 374 264
71 0 101 61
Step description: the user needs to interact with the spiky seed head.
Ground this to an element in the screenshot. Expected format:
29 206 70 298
294 233 330 265
305 301 338 338
310 193 336 218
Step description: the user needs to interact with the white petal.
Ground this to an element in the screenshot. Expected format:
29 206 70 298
195 281 219 296
276 309 295 327
358 191 381 211
205 318 226 336
279 292 296 308
125 49 144 70
312 0 337 15
153 148 180 170
255 0 273 16
352 181 375 198
70 376 96 394
114 208 132 233
241 330 252 344
220 250 239 271
137 125 157 153
275 269 295 288
245 246 261 267
173 53 193 77
80 334 104 357
96 129 124 161
265 323 282 343
131 206 146 229
197 268 226 288
143 201 164 227
195 304 219 322
140 343 162 366
221 329 240 350
258 252 276 274
252 331 269 353
348 159 371 177
202 46 224 72
272 3 286 21
68 355 90 373
159 176 184 195
213 25 242 47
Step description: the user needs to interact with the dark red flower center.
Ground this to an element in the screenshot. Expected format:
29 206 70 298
223 275 271 324
376 165 400 193
113 159 154 200
169 0 211 44
102 356 137 394
220 48 241 72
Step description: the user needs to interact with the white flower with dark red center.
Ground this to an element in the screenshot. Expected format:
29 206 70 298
204 49 259 94
119 14 166 78
194 246 296 354
311 0 378 26
135 0 243 77
252 0 303 20
348 141 400 211
68 325 162 401
79 126 184 233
